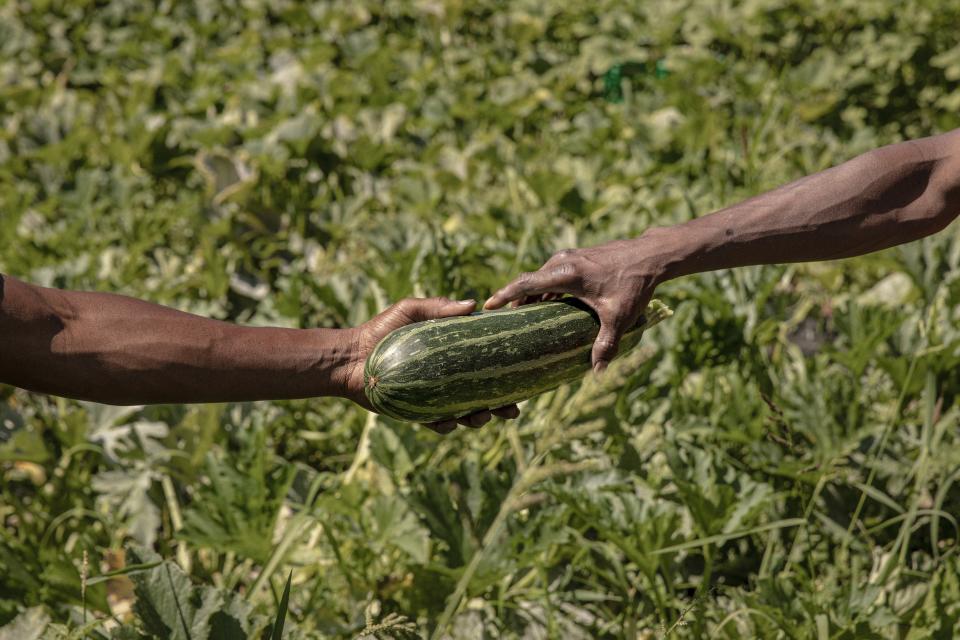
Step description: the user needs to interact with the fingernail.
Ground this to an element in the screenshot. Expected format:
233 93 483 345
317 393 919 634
458 299 475 305
593 361 607 374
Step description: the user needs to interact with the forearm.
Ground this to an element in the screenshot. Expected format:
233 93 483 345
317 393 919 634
649 131 960 281
0 276 358 405
486 131 960 369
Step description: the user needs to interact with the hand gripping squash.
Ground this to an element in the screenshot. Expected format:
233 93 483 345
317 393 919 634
364 298 671 423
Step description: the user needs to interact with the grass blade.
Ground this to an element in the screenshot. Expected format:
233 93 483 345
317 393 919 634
86 560 164 586
270 571 293 640
652 519 806 555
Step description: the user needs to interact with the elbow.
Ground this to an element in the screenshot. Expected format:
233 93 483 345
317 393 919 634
903 189 958 238
927 210 957 235
927 190 959 234
919 209 955 237
918 150 960 235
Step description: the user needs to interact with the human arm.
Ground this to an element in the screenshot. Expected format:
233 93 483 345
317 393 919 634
485 129 960 369
0 276 516 432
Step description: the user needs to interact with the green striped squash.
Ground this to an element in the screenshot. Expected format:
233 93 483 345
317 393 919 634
364 299 671 423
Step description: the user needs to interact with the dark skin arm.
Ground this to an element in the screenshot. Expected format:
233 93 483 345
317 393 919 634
0 276 517 434
486 129 960 369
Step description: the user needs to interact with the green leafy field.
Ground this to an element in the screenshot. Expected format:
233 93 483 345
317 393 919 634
3 0 960 637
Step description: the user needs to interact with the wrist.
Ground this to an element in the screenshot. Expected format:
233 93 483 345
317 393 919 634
637 224 712 282
311 327 364 400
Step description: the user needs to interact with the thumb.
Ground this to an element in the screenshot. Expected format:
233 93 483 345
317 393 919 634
591 320 623 373
398 297 476 322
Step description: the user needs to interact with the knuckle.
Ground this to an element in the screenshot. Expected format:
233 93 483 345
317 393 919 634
383 301 406 318
595 332 619 349
594 342 618 359
594 296 615 316
597 343 619 360
550 262 578 278
596 297 632 325
513 272 536 291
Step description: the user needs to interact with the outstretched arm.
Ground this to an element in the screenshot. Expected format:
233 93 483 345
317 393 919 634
0 276 517 432
0 274 357 404
486 129 960 369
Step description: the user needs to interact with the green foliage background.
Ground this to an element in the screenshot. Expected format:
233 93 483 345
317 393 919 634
3 0 960 637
